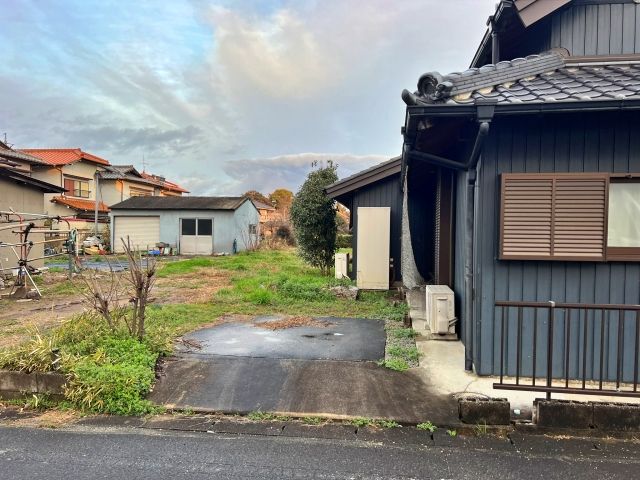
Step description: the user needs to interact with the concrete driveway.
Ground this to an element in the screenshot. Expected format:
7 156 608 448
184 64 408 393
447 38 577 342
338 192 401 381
150 316 456 423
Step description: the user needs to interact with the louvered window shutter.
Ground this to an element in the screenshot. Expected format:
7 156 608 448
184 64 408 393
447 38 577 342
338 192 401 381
500 173 607 261
553 176 607 259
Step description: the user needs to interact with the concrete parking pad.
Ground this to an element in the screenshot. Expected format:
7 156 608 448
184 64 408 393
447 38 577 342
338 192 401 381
150 316 458 423
150 355 456 424
182 316 386 361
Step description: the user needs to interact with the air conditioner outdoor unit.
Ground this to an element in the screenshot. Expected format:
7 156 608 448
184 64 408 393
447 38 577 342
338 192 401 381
425 285 457 336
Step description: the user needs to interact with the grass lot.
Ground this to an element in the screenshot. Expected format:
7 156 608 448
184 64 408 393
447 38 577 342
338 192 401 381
0 248 409 415
149 249 406 335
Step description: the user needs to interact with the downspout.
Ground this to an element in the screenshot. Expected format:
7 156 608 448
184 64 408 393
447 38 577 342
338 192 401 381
464 101 495 371
404 100 495 372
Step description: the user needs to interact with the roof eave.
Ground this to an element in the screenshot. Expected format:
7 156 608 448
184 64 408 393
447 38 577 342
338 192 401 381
0 169 65 193
325 158 402 199
406 97 640 120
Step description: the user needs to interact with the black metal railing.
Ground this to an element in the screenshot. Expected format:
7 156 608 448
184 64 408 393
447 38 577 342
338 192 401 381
494 301 640 399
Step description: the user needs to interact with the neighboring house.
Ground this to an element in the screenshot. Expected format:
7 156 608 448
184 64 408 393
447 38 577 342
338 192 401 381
140 172 189 196
99 165 163 204
0 140 50 174
326 157 402 284
21 148 111 230
252 200 277 235
0 144 65 269
399 0 640 381
109 196 259 255
19 149 188 240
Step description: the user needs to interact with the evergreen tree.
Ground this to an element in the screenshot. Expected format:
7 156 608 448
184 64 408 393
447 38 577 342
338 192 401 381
290 162 338 275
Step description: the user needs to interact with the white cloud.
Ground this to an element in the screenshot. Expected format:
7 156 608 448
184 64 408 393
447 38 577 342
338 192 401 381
178 152 389 195
1 0 496 190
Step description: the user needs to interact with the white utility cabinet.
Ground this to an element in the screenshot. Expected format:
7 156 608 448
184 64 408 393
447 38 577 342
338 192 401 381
356 207 390 290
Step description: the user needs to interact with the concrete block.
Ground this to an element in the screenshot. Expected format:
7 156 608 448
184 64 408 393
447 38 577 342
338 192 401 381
535 399 593 429
0 370 66 399
459 398 511 425
35 372 66 394
0 370 38 393
592 402 640 432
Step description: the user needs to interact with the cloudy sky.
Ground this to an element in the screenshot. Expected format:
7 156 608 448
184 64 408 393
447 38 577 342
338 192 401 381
1 0 495 195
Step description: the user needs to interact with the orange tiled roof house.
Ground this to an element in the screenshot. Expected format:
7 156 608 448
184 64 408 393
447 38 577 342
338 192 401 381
20 148 188 235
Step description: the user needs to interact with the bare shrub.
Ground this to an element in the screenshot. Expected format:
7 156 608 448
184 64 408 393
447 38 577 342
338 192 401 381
74 237 157 340
75 263 125 331
121 238 157 340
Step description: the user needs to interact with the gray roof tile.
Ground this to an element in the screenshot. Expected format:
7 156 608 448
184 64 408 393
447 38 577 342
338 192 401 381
110 196 249 211
404 52 640 107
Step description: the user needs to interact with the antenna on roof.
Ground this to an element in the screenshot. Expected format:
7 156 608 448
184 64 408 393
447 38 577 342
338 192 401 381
142 153 147 172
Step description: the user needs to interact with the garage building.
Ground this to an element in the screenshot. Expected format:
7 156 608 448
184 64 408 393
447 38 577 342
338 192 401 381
109 196 259 255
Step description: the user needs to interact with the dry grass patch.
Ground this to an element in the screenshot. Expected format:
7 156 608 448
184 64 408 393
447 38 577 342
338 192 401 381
155 267 231 304
255 316 333 331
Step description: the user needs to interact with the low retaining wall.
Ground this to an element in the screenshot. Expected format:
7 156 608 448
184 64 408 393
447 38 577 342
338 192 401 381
535 399 640 431
0 370 66 400
458 398 511 425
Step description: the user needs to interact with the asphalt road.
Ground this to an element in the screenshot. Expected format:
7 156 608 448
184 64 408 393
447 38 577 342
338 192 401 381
0 425 637 480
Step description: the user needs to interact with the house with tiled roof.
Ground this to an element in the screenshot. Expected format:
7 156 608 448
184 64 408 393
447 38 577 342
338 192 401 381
19 148 188 236
0 141 64 268
20 148 111 228
398 0 640 393
139 171 189 196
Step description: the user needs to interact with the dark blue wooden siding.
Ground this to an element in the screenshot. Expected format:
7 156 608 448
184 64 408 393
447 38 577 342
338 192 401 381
548 2 640 55
469 111 640 377
351 174 403 282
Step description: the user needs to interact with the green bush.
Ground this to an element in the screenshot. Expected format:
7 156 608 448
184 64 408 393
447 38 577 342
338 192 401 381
64 337 158 415
290 162 338 275
336 234 352 249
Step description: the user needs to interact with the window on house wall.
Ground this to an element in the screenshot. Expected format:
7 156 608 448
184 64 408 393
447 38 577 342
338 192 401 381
197 219 212 236
607 180 640 260
181 218 196 236
249 224 257 235
129 187 152 197
500 173 640 262
63 177 90 198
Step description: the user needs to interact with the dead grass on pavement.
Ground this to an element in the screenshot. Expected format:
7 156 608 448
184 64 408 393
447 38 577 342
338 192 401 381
255 316 333 331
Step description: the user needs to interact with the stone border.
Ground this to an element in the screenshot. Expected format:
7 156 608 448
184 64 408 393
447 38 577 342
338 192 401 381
458 398 511 425
0 370 66 400
535 399 640 431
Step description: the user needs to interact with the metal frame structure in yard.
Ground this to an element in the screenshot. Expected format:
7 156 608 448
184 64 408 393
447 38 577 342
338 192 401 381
0 210 76 297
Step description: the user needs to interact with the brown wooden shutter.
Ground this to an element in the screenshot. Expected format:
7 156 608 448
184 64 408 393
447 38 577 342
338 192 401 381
500 175 554 259
63 178 74 195
553 175 607 259
500 173 608 261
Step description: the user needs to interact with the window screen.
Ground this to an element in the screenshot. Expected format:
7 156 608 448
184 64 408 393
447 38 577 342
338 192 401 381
198 219 212 236
181 219 196 235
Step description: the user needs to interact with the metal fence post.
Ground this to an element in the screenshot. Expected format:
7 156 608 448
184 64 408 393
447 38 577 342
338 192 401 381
546 301 556 400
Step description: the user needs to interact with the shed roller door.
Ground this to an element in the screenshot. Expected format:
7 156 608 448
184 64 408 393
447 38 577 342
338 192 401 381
113 216 160 253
